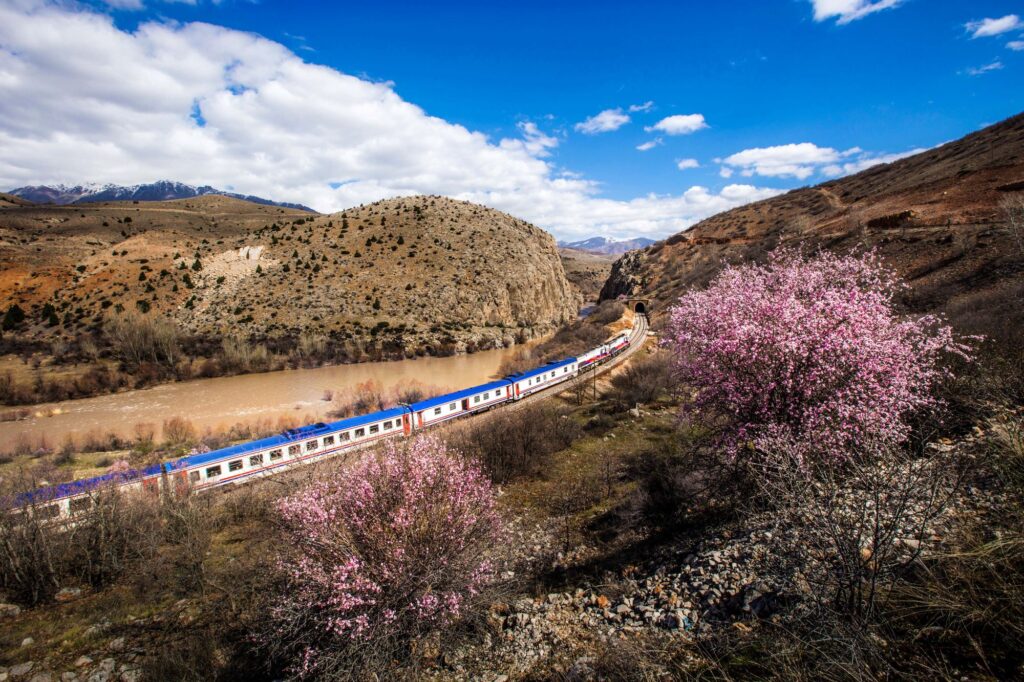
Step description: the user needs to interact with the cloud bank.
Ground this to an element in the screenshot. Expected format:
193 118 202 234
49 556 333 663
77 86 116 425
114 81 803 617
809 0 904 25
0 1 781 240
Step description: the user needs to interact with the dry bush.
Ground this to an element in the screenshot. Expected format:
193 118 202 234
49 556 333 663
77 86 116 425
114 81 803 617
159 496 213 595
753 440 963 623
219 336 271 373
163 416 197 447
0 477 163 606
608 351 673 408
70 487 163 590
588 299 626 326
448 402 581 483
105 311 182 371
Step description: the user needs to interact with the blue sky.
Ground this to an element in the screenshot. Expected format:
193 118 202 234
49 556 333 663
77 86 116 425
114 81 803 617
1 0 1021 239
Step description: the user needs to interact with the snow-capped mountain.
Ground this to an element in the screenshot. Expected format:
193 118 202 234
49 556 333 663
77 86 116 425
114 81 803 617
7 180 314 211
558 235 655 255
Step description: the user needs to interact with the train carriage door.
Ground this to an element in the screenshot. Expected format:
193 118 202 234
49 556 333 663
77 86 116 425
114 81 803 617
515 382 520 398
462 398 470 411
403 413 412 435
173 470 190 497
417 412 424 429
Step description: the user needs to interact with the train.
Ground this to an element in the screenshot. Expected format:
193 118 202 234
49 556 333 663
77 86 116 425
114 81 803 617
9 328 635 520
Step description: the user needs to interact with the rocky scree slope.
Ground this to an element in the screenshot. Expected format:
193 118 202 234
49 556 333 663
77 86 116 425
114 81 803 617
0 194 580 357
602 113 1024 324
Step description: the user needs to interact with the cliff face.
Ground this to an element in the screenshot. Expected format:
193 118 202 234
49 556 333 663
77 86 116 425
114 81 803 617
601 113 1024 325
0 194 580 356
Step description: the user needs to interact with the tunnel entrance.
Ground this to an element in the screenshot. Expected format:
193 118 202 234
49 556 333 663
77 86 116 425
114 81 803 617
634 301 646 314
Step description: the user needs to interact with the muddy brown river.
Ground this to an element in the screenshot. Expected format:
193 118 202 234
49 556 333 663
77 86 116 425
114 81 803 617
0 343 534 449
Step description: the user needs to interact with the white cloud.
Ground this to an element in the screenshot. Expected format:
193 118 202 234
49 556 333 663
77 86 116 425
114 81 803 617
965 15 1022 38
645 114 708 136
102 0 145 9
965 60 1004 76
1009 40 1024 51
820 147 927 176
723 143 844 179
0 1 778 241
574 108 630 134
809 0 903 24
506 121 559 157
723 142 924 180
676 158 699 170
636 138 662 152
628 101 654 113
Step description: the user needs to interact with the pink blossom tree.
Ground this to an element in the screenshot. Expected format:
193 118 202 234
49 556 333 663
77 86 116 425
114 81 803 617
663 249 971 464
267 435 502 678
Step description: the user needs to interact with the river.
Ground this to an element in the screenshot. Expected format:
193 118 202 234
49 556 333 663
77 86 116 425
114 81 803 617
0 343 533 450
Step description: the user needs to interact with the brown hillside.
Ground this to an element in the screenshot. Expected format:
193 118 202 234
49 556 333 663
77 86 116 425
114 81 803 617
0 194 579 359
559 247 616 302
602 112 1024 332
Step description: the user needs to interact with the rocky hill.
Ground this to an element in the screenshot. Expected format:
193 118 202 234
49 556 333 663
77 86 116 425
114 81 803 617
7 181 314 212
602 112 1024 333
0 194 580 359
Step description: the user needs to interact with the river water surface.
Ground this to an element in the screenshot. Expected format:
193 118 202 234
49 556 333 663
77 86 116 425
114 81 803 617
0 343 533 448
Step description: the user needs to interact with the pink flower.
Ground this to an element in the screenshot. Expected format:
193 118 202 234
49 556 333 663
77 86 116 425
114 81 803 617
662 248 972 464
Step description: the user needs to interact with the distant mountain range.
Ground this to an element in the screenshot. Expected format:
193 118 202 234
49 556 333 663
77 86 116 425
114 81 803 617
6 180 315 212
558 236 655 255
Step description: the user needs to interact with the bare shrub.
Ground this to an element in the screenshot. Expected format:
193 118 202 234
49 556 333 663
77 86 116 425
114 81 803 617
0 477 162 606
753 440 963 622
163 416 197 447
588 299 626 326
449 402 581 483
160 496 212 595
105 311 182 371
219 336 271 373
608 351 673 407
70 487 162 590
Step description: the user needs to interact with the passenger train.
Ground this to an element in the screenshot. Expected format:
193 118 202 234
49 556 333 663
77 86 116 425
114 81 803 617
10 328 635 520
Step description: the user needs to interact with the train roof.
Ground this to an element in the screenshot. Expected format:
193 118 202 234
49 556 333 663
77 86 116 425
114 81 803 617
14 464 163 506
506 356 577 382
166 406 410 470
409 379 511 412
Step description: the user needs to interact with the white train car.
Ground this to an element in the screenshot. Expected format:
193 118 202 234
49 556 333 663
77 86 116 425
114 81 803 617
506 357 579 399
165 407 411 493
408 380 513 429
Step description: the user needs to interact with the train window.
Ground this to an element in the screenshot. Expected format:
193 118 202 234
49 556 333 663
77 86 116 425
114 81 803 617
354 428 365 438
189 471 201 483
306 440 318 452
70 497 91 513
206 465 222 478
270 449 283 460
383 421 392 430
250 454 264 466
434 407 442 415
37 504 60 520
483 392 489 399
449 402 457 410
474 395 480 403
288 444 300 456
323 435 335 446
369 424 379 434
229 460 243 472
340 431 350 441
